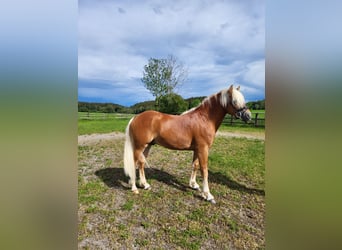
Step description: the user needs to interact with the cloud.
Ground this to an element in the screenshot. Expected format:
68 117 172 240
243 59 265 88
78 0 265 106
117 7 125 14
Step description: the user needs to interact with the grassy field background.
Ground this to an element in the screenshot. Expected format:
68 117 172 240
78 113 265 249
78 111 265 135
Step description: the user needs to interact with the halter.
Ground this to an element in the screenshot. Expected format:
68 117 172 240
234 106 249 119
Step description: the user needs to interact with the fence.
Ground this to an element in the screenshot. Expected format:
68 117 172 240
78 112 132 120
223 112 265 127
78 112 265 127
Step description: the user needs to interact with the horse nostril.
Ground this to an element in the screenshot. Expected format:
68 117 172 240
242 111 252 122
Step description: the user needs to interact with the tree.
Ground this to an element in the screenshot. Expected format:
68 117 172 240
159 93 188 114
141 55 188 108
246 99 265 110
187 97 202 109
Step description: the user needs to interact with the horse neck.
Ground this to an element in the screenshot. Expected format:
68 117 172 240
199 94 228 131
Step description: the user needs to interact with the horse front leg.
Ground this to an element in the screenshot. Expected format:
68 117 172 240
198 147 216 204
189 152 200 190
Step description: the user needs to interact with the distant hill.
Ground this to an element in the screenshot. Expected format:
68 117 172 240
130 100 156 114
78 102 128 113
78 97 265 113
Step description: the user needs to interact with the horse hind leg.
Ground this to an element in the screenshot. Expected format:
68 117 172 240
135 148 151 190
142 143 153 168
143 143 152 158
138 159 151 190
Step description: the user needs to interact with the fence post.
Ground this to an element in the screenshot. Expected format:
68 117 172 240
254 113 259 127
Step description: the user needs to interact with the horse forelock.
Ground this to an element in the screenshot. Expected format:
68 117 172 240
231 88 246 109
213 87 246 109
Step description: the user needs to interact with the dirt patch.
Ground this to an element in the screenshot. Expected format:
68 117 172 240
216 131 265 141
78 132 125 146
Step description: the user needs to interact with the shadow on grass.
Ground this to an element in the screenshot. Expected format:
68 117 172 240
209 170 265 196
95 167 264 196
95 167 188 192
94 167 128 190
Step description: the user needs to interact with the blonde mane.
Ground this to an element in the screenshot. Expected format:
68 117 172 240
181 85 245 116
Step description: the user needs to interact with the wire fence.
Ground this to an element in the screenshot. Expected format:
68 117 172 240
78 112 265 127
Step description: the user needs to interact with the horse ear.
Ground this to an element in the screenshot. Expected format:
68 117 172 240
228 85 234 95
236 86 240 91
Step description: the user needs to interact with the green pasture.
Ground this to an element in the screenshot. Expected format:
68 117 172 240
251 109 265 118
78 113 134 135
78 133 265 249
78 111 265 135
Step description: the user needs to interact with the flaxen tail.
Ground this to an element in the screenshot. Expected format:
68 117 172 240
124 117 136 184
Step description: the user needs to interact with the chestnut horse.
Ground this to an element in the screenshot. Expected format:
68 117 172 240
124 85 251 203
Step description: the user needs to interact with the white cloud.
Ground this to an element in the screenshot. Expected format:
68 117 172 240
78 0 265 105
243 60 265 88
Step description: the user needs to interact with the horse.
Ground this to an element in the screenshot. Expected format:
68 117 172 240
123 84 251 204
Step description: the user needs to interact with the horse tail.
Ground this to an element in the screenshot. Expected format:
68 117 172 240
124 117 136 183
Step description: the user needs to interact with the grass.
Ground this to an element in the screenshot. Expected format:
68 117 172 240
78 112 264 135
78 134 265 249
78 110 265 248
210 137 264 175
251 109 265 118
78 113 134 135
219 124 265 135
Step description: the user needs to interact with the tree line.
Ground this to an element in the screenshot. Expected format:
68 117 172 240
78 96 205 115
78 98 264 114
246 99 265 110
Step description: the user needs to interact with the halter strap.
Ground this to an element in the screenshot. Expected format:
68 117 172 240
235 106 248 118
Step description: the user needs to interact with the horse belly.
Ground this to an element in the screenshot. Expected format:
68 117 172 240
155 133 192 150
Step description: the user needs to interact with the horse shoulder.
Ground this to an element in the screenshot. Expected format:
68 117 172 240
187 116 216 148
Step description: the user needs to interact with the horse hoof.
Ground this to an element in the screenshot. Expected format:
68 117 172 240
209 199 216 204
132 189 139 194
144 184 151 190
189 183 200 190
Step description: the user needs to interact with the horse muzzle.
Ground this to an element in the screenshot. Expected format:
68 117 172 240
241 109 252 123
235 108 252 123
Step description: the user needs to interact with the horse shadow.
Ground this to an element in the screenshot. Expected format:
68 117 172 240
94 167 128 190
94 167 188 192
208 170 265 196
95 167 264 196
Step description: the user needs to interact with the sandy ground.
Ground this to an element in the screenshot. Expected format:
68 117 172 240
78 132 125 146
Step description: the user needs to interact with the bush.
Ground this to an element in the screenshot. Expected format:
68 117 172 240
158 93 188 114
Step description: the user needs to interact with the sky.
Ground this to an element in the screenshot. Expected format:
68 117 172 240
78 0 265 106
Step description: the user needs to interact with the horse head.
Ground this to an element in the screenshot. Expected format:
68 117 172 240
226 85 252 123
